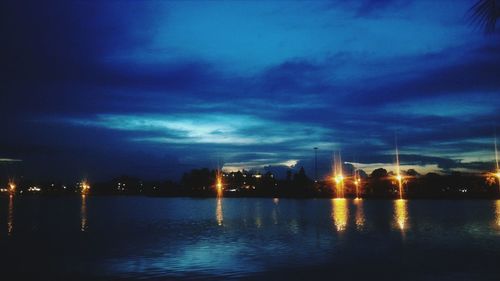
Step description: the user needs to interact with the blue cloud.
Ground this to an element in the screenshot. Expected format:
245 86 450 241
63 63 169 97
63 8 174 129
1 0 499 180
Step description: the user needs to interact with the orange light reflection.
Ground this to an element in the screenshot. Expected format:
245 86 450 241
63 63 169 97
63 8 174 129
394 199 409 232
332 198 348 232
495 200 500 228
81 194 87 232
216 197 223 226
7 195 14 235
354 199 365 230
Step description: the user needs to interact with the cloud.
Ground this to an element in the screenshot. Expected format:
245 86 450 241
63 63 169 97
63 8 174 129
63 113 331 146
1 0 499 180
345 44 500 107
354 0 410 17
0 158 22 162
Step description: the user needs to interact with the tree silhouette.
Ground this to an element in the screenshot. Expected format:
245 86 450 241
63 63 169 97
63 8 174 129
370 168 388 179
368 168 393 197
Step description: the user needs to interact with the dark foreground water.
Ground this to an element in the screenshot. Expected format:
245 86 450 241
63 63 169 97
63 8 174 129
1 196 500 280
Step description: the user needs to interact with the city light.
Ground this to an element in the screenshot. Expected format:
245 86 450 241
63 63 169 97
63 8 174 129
332 151 344 198
81 180 90 195
215 169 223 197
8 180 16 195
334 175 344 184
28 186 41 192
354 169 362 199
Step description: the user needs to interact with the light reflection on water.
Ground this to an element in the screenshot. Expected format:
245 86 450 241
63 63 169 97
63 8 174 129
7 195 14 235
331 198 348 232
495 200 500 228
215 197 223 226
81 195 88 232
393 199 409 233
1 197 500 280
271 198 279 225
254 201 262 228
354 199 365 230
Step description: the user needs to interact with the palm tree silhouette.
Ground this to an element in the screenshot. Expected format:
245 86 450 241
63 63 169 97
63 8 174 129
470 0 500 33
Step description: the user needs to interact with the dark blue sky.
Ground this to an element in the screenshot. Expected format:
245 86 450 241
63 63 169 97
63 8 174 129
1 0 499 181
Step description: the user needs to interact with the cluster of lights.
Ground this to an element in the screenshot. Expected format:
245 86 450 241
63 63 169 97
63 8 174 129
117 182 126 191
28 186 41 192
81 180 90 195
4 137 500 200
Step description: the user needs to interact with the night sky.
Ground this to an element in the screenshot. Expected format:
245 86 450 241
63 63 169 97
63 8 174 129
1 0 499 182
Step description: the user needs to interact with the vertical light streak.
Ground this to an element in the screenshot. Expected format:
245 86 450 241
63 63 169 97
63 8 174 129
394 199 409 233
216 169 223 198
354 198 365 230
354 168 362 199
495 200 500 228
333 152 344 198
272 198 279 225
7 194 14 235
8 180 16 196
331 198 348 232
216 197 223 226
81 194 87 232
395 139 404 200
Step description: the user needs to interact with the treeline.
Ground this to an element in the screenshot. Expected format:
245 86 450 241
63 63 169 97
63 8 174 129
90 167 499 199
3 167 499 199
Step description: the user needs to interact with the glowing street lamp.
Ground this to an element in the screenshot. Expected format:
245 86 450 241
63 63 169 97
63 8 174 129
394 173 404 200
354 176 361 199
8 180 16 195
332 173 344 198
334 174 344 185
81 180 90 196
394 138 405 200
215 170 223 197
332 151 345 198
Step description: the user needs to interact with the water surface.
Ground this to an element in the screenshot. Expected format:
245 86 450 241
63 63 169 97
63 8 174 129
1 196 499 280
